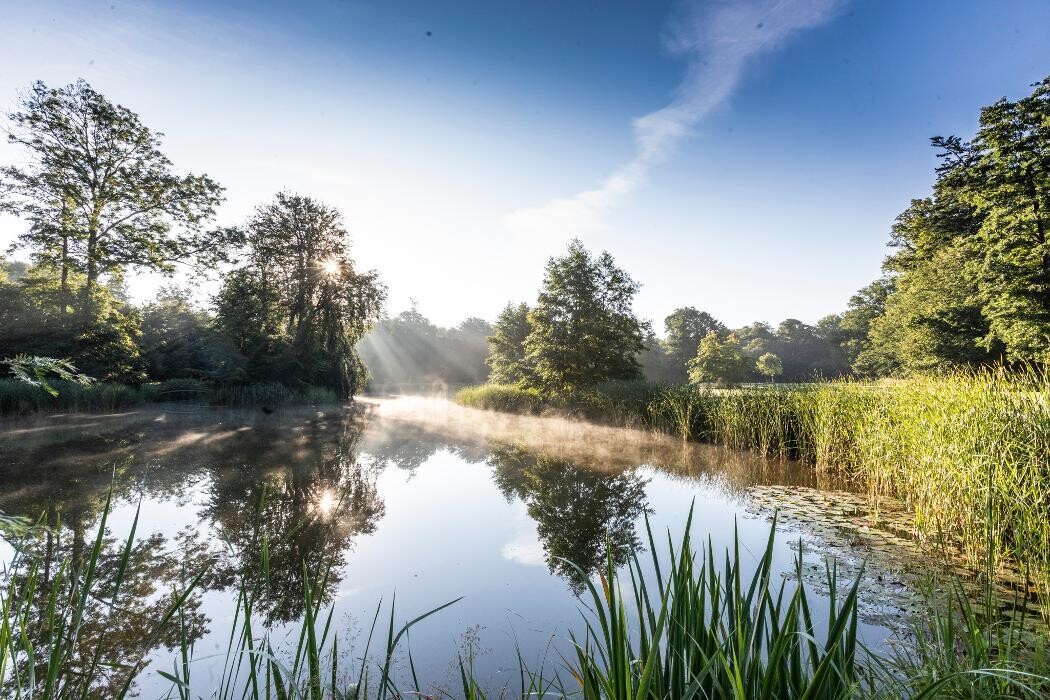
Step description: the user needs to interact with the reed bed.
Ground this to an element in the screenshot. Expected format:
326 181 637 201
456 369 1050 613
0 379 340 415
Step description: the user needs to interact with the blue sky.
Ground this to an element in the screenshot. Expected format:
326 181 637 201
1 0 1048 329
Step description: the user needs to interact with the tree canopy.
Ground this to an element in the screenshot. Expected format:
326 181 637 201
216 193 386 396
522 240 647 393
486 302 533 385
0 80 234 305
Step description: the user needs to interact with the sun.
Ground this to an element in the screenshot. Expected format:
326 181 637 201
320 258 340 275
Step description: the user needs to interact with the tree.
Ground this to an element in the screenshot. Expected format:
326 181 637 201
755 352 783 383
486 302 533 384
216 193 385 396
687 332 753 386
524 240 647 392
836 278 894 367
952 78 1050 362
139 286 240 382
854 77 1050 373
662 307 726 383
0 263 144 381
0 80 233 307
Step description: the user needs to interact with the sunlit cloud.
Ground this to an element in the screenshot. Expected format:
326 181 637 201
505 0 842 236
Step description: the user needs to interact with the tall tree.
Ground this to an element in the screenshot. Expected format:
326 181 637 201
0 80 232 306
949 77 1050 362
216 193 385 395
835 278 894 368
486 302 533 385
524 240 647 392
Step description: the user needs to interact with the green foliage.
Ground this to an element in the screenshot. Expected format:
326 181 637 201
0 379 153 414
485 301 533 385
139 285 241 382
455 383 546 414
871 579 1050 698
0 264 144 382
216 193 386 397
962 78 1050 362
4 354 93 396
566 510 866 700
0 80 232 301
661 306 726 383
523 239 647 393
856 194 998 376
687 331 752 385
756 351 783 381
850 76 1050 373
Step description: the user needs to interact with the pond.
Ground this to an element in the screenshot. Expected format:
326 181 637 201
0 398 935 696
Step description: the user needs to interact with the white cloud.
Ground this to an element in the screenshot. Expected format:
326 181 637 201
505 0 842 236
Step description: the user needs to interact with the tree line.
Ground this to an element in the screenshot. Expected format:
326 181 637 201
484 77 1049 389
2 76 1047 396
0 80 385 396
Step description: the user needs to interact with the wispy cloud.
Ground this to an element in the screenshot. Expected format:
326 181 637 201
505 0 842 235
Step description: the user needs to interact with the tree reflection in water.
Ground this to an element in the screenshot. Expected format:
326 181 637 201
0 407 386 693
204 416 385 624
489 445 651 592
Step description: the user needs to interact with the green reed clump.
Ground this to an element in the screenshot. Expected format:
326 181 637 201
0 378 158 415
846 369 1050 598
870 578 1050 699
566 380 668 429
648 384 712 440
455 383 547 414
702 385 818 459
564 511 867 700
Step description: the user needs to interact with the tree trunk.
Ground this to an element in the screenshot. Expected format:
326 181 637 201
60 234 69 300
1025 168 1048 288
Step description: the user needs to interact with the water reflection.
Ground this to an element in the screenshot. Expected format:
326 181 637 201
0 400 875 695
202 419 385 624
490 446 649 592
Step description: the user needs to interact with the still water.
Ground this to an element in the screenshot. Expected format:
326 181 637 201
0 398 928 696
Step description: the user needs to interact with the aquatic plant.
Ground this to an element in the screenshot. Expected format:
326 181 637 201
564 511 866 699
455 383 547 415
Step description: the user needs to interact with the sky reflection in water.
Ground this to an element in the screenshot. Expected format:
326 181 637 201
0 400 911 696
